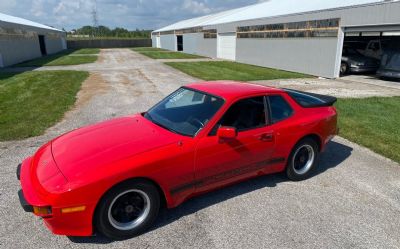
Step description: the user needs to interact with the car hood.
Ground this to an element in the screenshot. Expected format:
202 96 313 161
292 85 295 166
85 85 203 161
51 114 182 182
343 54 378 64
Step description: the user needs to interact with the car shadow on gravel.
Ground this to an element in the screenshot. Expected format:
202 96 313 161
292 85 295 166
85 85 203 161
68 140 352 244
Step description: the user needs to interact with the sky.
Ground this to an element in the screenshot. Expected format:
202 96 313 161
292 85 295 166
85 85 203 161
0 0 265 31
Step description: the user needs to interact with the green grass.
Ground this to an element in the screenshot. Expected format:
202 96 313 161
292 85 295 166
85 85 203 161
0 71 89 141
165 61 310 81
134 50 205 59
132 47 167 52
336 97 400 163
71 48 100 54
16 51 98 67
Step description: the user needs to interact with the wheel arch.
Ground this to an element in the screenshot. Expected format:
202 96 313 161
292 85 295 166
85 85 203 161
294 133 322 152
91 176 169 230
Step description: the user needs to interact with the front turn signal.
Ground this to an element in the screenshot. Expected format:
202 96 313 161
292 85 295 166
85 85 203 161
33 206 52 217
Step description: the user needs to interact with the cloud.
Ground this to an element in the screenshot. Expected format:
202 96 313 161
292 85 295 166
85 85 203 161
182 0 212 15
31 0 46 17
52 0 93 25
0 0 261 30
0 0 17 12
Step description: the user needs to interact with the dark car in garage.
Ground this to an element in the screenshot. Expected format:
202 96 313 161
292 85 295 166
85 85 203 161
341 46 380 75
377 50 400 80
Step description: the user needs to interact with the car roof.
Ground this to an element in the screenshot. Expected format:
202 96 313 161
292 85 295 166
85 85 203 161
186 81 284 100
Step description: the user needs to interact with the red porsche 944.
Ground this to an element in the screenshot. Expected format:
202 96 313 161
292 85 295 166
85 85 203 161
17 81 337 239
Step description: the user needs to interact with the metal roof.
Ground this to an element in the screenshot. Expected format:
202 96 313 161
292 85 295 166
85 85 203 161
154 0 386 32
0 12 62 32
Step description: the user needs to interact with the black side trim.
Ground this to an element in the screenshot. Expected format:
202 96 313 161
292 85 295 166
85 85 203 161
16 163 22 180
170 157 285 195
18 189 33 213
170 180 203 195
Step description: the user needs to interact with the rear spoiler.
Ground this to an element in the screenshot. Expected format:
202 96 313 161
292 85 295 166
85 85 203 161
283 89 337 108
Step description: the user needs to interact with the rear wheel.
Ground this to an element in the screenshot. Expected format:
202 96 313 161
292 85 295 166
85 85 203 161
286 138 319 181
95 180 160 240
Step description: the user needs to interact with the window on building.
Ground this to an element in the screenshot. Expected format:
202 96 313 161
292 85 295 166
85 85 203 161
237 18 340 39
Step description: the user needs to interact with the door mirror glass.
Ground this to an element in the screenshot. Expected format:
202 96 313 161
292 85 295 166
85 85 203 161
217 126 237 139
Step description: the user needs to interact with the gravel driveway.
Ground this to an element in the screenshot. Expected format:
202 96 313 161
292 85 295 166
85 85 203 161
0 49 399 249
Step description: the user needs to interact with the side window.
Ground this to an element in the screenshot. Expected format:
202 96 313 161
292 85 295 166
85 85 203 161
268 95 293 123
369 42 379 51
212 96 266 134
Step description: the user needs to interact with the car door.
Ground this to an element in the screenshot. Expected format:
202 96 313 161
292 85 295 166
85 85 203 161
194 96 276 193
365 41 381 59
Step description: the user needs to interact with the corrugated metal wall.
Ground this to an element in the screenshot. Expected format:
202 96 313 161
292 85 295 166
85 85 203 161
236 38 338 77
160 34 176 51
182 33 199 54
155 1 400 78
0 21 65 67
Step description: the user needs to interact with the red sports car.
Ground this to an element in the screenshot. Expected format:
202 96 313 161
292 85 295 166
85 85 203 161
17 81 338 240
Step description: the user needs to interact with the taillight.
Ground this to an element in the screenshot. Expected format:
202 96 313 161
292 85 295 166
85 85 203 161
33 206 52 217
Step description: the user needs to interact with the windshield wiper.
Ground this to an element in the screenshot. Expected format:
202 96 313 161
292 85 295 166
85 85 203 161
146 113 191 137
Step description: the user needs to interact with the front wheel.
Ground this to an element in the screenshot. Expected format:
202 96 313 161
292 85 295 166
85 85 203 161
95 180 160 240
286 138 319 181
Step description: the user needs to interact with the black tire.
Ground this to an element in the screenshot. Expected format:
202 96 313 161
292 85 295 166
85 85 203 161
340 62 349 76
286 138 319 181
94 179 160 240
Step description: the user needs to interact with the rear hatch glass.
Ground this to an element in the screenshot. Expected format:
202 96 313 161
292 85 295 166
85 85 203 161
284 89 337 108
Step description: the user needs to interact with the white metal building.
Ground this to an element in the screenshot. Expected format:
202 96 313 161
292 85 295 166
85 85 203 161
0 13 66 67
152 0 400 78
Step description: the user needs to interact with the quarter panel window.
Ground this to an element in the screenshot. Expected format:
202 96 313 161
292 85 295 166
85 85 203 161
268 95 293 123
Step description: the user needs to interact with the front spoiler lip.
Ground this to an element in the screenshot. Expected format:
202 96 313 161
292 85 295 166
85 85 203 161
17 163 33 213
16 163 21 180
18 189 33 213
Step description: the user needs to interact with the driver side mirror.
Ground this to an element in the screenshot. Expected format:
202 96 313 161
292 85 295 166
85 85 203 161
217 126 237 140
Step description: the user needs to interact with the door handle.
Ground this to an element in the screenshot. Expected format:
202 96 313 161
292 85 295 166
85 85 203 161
259 133 274 142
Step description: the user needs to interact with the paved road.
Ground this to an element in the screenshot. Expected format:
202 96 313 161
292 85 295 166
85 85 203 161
1 49 399 249
339 74 400 91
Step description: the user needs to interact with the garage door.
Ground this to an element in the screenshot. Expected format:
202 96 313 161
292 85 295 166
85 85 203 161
217 33 236 60
344 25 400 34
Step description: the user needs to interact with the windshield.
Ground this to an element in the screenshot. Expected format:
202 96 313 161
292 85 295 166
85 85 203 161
343 47 361 56
382 53 400 71
144 87 224 137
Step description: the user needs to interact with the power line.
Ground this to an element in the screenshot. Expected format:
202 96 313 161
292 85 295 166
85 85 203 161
91 0 98 37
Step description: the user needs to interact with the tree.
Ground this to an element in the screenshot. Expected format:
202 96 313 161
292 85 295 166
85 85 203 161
69 25 152 38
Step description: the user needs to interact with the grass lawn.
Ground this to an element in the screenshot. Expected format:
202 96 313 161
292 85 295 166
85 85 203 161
0 71 89 141
165 61 310 81
71 48 100 54
132 47 167 52
134 50 205 59
336 97 400 163
16 51 98 67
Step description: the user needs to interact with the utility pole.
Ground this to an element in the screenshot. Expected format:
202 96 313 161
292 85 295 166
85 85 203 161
91 0 99 37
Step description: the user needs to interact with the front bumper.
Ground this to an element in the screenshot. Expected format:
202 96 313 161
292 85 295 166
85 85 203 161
377 70 400 79
17 160 95 237
349 66 378 73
